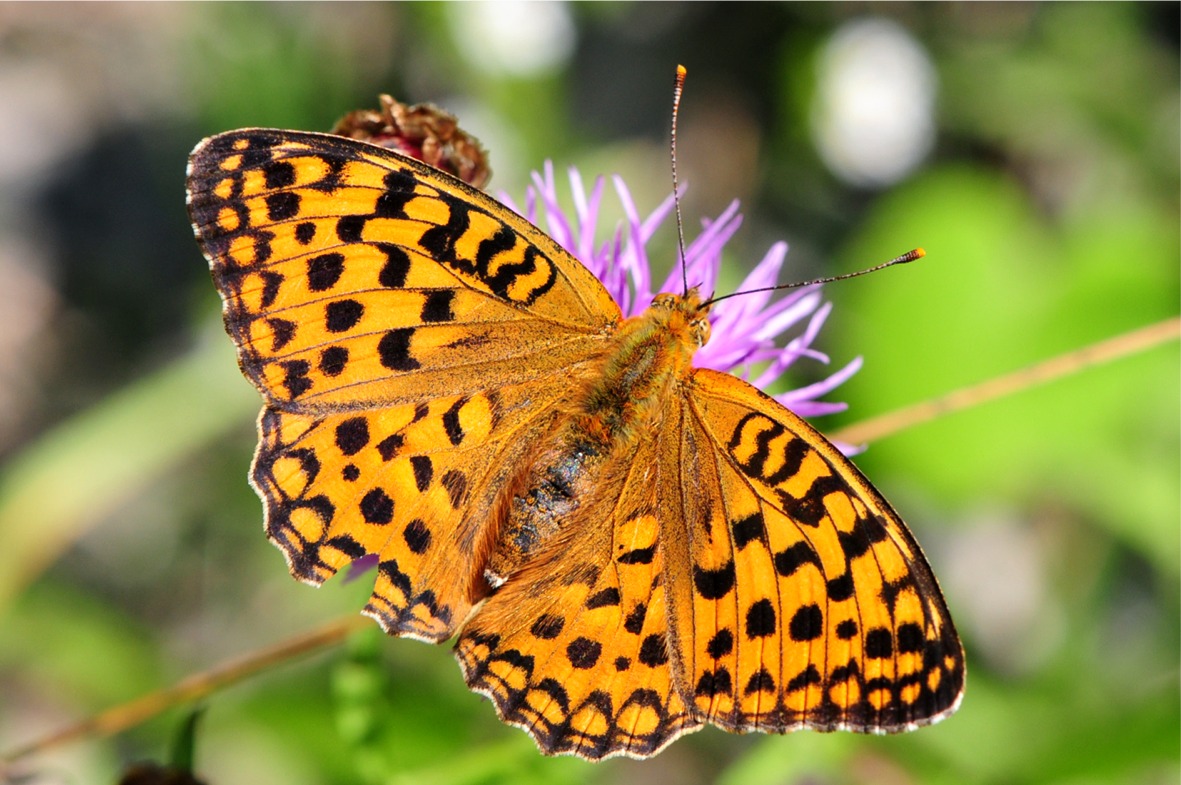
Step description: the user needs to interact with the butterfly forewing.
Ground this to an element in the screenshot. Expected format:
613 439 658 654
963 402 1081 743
186 129 620 413
661 368 964 732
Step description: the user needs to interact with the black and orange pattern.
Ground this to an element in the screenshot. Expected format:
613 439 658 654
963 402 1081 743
187 129 963 760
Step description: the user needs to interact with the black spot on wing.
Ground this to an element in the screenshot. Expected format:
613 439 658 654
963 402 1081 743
295 221 316 244
259 271 283 308
731 512 766 550
617 544 656 565
836 619 858 639
442 398 466 445
325 299 363 332
375 168 417 217
897 622 925 654
693 561 736 600
281 360 312 398
623 602 647 634
839 515 890 560
334 417 370 456
638 634 669 667
319 345 348 376
376 433 404 461
336 215 364 243
410 455 433 492
791 475 847 526
774 541 821 577
421 289 455 322
865 628 893 659
440 470 468 509
263 160 296 188
360 488 394 524
378 328 420 371
531 614 564 639
707 629 733 658
786 664 821 692
265 191 300 221
826 571 855 602
585 588 621 610
745 599 776 638
307 253 345 291
788 603 823 641
403 519 431 554
744 669 776 695
566 637 602 669
695 667 732 698
377 244 411 288
267 318 296 352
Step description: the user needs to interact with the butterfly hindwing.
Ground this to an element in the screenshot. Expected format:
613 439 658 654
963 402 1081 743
253 376 566 640
661 368 964 732
455 435 702 759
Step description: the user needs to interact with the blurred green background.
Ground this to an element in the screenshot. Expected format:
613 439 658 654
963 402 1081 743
0 3 1177 784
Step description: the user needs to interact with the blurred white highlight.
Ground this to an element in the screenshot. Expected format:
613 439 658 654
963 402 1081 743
450 1 576 77
811 18 937 187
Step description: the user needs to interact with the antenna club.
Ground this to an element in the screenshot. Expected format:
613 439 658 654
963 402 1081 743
676 64 687 81
891 248 925 264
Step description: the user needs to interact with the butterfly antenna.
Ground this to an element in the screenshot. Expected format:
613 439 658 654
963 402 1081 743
704 248 927 307
671 65 690 297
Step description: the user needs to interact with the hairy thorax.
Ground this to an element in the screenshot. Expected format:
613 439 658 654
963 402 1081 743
483 290 711 584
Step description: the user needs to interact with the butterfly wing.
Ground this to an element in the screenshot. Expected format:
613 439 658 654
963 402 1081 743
187 129 619 412
249 380 568 641
660 368 964 733
455 434 702 759
187 130 621 640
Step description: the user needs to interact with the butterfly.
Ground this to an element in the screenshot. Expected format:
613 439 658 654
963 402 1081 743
185 128 964 760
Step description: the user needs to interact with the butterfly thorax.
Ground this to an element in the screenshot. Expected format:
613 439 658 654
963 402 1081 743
583 288 711 433
483 290 712 585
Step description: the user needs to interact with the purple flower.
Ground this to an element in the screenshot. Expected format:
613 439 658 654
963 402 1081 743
500 162 861 420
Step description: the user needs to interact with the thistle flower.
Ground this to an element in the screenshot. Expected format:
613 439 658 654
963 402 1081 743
501 161 861 419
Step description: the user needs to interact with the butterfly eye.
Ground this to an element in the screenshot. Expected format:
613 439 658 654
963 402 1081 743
690 316 711 347
650 293 676 310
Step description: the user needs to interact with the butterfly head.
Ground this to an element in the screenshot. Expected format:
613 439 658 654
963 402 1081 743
649 287 712 350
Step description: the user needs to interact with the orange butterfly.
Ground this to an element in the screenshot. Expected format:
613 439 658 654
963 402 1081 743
186 126 963 759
